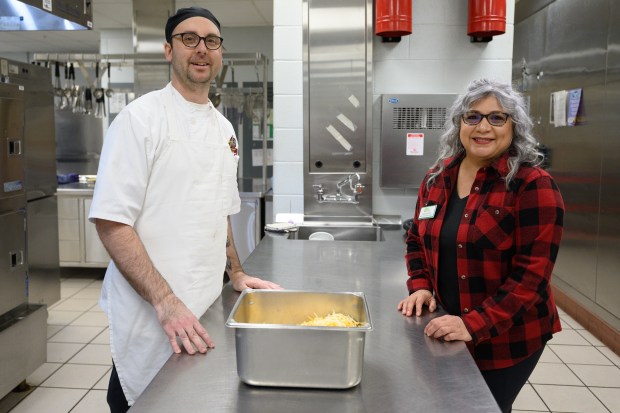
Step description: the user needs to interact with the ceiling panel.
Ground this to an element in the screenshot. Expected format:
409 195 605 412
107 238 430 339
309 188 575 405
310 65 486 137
0 0 273 55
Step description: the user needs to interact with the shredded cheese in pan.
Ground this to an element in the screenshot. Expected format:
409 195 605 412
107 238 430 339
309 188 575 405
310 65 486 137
300 310 363 327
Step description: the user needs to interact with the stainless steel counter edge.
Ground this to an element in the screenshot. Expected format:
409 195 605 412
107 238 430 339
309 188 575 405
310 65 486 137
58 179 268 198
129 229 500 412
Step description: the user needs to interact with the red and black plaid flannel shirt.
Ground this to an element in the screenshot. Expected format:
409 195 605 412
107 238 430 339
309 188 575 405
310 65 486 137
405 152 564 370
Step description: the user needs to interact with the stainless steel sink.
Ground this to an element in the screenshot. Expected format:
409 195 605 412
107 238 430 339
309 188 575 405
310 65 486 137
288 224 384 242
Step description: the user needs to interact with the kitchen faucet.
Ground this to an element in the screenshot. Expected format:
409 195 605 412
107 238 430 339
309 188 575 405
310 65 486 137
313 174 365 204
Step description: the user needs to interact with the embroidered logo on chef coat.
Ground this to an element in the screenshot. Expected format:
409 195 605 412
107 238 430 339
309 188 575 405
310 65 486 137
228 136 238 157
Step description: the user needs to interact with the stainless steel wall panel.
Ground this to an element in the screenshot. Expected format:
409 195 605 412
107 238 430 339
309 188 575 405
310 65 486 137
538 0 607 302
596 0 620 318
132 0 174 96
514 0 620 321
303 0 373 221
307 1 368 173
512 9 547 121
55 109 104 175
542 0 607 84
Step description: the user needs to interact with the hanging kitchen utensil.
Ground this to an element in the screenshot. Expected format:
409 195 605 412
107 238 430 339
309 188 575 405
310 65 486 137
208 64 228 107
105 62 114 98
73 85 83 113
252 93 264 123
53 62 63 107
60 64 70 110
70 64 81 112
84 88 93 115
93 62 105 118
244 92 259 119
93 62 104 100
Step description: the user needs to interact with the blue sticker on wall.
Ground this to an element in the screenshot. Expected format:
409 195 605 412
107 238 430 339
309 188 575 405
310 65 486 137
388 97 399 104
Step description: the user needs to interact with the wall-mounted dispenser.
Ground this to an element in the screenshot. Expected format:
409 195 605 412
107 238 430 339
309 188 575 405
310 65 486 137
380 94 455 189
304 0 373 222
467 0 506 43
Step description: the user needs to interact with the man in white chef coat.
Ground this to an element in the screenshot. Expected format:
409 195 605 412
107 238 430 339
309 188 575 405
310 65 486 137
89 7 281 412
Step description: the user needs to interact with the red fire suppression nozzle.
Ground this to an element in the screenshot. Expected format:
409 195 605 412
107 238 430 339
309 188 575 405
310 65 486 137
467 0 507 43
375 0 412 43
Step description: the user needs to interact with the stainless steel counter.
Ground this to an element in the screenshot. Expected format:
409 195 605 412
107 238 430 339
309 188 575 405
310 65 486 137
57 177 269 198
129 229 500 412
57 182 96 195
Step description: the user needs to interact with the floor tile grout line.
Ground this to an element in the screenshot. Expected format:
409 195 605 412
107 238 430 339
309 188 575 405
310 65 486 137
529 381 552 413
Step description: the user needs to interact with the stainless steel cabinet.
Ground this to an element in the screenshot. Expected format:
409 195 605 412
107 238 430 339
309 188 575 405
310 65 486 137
0 208 26 315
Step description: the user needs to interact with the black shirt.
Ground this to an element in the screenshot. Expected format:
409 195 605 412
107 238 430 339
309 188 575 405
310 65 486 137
437 192 468 315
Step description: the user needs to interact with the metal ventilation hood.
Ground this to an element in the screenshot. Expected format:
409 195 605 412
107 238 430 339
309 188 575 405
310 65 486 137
132 0 174 96
0 0 92 31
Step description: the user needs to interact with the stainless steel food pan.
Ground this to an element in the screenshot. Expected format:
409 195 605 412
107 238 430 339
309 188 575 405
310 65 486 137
225 289 372 389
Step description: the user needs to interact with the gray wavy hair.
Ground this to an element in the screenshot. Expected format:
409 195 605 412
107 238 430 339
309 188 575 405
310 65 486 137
426 78 543 189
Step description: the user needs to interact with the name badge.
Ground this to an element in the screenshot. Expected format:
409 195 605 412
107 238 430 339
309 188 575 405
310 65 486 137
418 205 438 220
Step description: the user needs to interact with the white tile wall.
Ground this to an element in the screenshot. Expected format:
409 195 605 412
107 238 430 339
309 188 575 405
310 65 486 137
273 128 303 163
273 162 304 195
273 61 303 94
274 0 303 26
273 95 303 129
273 26 303 61
273 194 304 216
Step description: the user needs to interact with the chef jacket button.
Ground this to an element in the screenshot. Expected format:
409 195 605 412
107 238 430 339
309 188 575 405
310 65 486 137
494 209 500 215
464 213 469 218
461 274 466 280
463 308 469 313
458 244 463 249
474 186 480 192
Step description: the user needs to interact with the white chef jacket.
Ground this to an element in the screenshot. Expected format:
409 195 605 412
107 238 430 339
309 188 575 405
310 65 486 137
89 83 240 404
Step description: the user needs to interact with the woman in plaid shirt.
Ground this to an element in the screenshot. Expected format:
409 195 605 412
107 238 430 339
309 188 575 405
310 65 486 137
398 79 564 413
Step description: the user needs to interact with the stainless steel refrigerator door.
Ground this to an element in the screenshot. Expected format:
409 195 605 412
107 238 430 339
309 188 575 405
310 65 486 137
0 207 27 315
0 82 25 200
27 196 60 305
24 72 57 199
0 59 56 199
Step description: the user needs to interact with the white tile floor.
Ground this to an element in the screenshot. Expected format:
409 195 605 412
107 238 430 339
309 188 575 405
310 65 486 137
3 272 620 413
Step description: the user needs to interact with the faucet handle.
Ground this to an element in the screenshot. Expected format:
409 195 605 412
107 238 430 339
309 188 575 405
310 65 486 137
312 184 325 201
354 183 365 194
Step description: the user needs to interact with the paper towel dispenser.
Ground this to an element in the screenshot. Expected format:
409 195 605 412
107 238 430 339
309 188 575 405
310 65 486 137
0 0 92 31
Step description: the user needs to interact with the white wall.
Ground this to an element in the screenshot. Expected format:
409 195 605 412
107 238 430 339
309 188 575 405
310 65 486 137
273 0 515 222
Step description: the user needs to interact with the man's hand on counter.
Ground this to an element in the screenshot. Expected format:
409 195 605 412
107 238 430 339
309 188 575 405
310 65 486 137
229 270 283 292
154 293 215 355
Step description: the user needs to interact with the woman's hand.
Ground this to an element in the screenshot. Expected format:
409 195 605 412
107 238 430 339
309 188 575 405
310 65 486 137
424 315 472 342
397 289 437 317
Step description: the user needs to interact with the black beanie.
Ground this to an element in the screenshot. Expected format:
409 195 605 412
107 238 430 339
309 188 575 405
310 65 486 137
165 7 221 43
